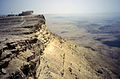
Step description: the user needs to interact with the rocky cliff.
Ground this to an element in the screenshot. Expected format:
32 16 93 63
0 15 119 79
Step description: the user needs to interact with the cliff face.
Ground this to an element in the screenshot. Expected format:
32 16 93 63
0 15 119 79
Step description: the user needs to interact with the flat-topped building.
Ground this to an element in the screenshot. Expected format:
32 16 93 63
19 11 33 16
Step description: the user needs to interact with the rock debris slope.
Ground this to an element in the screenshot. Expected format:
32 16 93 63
0 15 119 79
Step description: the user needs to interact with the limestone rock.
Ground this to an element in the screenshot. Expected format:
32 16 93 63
0 15 119 79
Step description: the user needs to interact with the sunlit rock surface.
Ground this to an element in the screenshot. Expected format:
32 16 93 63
0 15 120 79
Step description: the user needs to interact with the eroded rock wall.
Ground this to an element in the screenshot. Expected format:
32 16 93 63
0 15 119 79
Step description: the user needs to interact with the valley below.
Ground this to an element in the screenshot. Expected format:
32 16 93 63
46 14 120 60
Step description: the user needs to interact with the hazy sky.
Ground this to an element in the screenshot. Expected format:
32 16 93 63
0 0 120 14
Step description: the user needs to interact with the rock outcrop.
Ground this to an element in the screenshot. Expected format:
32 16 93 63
0 15 119 79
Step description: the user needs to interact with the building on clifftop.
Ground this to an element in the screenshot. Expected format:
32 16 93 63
19 11 33 16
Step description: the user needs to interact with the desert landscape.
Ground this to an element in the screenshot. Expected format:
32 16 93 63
46 14 120 59
0 0 120 79
0 14 120 79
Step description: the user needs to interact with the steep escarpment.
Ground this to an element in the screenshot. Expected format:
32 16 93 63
0 15 52 79
0 19 51 79
0 15 119 79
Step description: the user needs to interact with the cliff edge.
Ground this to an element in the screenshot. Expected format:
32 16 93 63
0 15 119 79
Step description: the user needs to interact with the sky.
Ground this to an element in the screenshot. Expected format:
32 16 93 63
0 0 120 14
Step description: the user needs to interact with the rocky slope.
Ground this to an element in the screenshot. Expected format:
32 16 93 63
0 15 120 79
